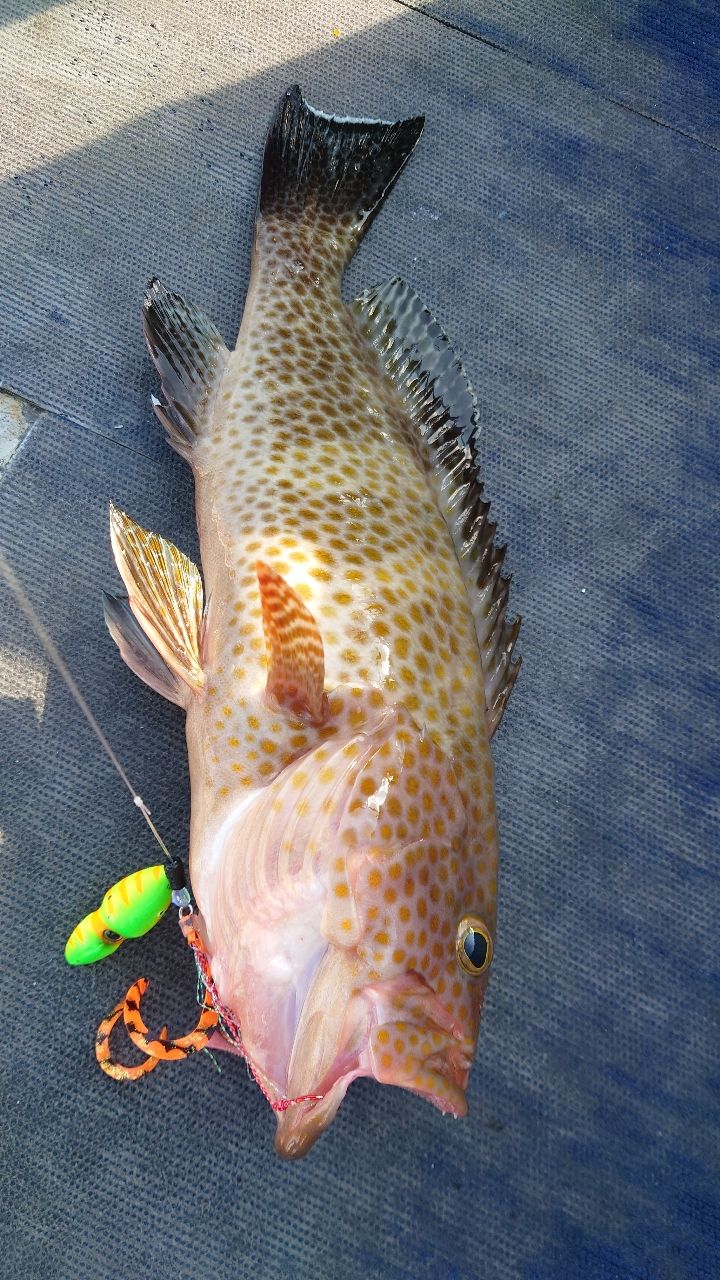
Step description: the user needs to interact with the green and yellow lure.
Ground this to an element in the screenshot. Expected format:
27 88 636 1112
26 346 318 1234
65 864 172 965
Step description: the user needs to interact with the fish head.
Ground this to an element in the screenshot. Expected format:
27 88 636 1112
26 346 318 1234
195 690 494 1157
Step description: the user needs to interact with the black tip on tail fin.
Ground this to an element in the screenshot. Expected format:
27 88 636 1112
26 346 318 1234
260 85 424 256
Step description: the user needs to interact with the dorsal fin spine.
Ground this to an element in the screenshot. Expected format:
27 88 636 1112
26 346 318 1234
353 276 521 734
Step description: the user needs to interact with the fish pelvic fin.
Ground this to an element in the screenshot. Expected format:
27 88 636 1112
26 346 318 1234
108 503 205 700
143 279 229 459
257 561 327 723
353 278 521 735
259 85 424 269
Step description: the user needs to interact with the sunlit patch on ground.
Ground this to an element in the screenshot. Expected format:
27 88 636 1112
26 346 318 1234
0 640 48 722
0 390 41 471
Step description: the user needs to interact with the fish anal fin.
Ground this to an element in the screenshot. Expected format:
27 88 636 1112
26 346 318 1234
103 593 185 707
143 279 229 458
353 277 521 734
109 503 204 695
257 561 326 723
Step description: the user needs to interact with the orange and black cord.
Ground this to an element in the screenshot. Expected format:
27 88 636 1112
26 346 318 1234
95 976 219 1080
123 977 218 1060
95 992 166 1081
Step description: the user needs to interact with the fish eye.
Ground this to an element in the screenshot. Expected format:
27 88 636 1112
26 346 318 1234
101 929 122 944
456 915 493 976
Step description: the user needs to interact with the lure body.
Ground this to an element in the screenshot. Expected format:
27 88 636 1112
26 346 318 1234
105 88 520 1156
65 865 171 965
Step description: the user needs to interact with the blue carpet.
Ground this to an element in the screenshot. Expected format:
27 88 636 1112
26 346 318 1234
0 4 718 1277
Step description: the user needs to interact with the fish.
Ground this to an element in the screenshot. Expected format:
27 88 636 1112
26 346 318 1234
105 85 520 1158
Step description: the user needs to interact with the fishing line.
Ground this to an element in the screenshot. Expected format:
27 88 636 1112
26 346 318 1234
0 545 173 862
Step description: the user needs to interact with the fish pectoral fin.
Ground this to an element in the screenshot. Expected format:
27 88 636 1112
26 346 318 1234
257 561 326 723
143 278 229 459
352 277 521 735
103 593 185 706
108 503 205 698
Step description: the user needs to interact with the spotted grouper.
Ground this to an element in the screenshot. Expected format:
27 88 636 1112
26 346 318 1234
105 85 521 1157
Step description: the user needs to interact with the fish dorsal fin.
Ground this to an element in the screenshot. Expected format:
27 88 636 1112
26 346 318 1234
109 504 205 697
352 277 521 735
103 593 185 706
143 278 229 459
257 562 327 723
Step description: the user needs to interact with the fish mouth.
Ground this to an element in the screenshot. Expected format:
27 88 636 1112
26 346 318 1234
273 1042 468 1159
270 968 470 1158
272 1020 469 1159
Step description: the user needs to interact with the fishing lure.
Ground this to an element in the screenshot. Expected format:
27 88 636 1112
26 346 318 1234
0 550 223 1079
95 992 167 1082
95 975 219 1081
65 864 172 965
89 861 225 1079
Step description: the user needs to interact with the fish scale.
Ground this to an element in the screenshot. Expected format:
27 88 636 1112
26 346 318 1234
106 86 520 1157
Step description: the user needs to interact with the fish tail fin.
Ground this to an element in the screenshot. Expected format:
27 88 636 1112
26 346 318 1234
259 85 424 269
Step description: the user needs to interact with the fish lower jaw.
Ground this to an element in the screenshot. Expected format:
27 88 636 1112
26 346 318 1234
270 1008 472 1158
273 1074 357 1159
